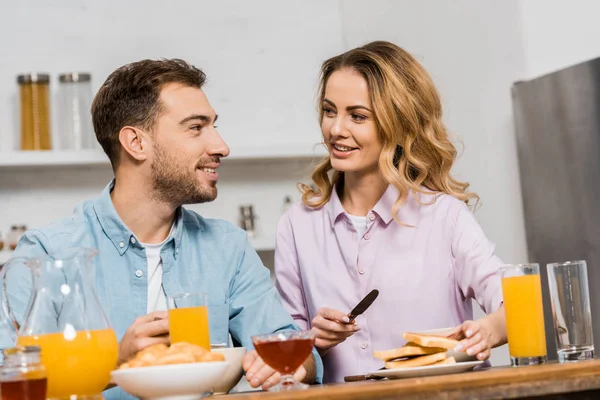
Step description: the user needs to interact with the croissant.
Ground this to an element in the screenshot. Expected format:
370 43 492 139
119 342 225 369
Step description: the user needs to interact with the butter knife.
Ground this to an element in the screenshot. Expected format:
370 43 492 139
344 367 386 382
347 289 379 323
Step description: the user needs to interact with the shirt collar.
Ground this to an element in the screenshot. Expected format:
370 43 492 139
326 184 421 227
325 186 347 227
93 180 184 256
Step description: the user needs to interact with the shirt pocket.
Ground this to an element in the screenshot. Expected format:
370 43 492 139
208 299 230 346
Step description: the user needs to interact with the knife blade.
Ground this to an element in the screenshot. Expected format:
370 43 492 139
347 289 379 323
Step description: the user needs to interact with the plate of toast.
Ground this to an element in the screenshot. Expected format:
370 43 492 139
369 330 484 379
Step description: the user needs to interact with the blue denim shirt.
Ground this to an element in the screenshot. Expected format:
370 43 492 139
1 181 322 399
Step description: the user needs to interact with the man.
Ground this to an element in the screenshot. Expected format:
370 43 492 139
3 59 321 398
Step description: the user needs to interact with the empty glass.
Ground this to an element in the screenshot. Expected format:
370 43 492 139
547 260 594 362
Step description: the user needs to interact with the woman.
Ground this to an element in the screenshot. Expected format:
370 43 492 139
274 41 507 383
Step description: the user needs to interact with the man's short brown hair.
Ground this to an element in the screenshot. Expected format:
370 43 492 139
91 58 206 168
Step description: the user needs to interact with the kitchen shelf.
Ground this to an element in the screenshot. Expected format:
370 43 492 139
0 145 326 168
0 150 109 167
250 236 275 252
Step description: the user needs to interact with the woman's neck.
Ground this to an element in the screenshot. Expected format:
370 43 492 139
340 170 388 216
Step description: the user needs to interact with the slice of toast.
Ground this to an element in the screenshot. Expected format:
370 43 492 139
373 342 446 361
403 332 459 350
432 356 456 366
384 351 447 369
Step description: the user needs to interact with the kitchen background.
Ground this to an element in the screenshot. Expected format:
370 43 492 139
1 0 599 366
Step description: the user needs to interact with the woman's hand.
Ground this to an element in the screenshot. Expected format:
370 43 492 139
451 307 507 361
451 319 493 361
311 307 360 355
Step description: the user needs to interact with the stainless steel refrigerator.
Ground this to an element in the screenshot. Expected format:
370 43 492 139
512 56 600 360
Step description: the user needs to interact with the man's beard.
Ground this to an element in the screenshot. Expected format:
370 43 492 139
151 144 218 206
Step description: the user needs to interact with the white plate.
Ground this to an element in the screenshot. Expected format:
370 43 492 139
370 360 484 379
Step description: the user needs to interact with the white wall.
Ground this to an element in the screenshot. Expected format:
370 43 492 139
520 0 600 78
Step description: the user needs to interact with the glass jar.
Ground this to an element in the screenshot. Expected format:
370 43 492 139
17 74 52 151
0 346 47 400
57 73 95 150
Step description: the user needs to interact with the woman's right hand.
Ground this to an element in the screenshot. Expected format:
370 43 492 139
311 307 361 355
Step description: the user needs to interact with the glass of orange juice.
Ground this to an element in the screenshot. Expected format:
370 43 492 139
500 263 547 366
168 292 211 350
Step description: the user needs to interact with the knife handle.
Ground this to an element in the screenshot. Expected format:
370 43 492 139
344 374 383 382
344 374 367 382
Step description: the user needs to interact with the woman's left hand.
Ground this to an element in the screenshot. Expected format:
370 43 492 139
450 320 493 361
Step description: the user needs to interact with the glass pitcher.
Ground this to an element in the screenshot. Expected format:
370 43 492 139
0 247 119 400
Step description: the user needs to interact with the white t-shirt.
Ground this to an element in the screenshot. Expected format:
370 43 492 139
141 227 173 313
347 214 368 238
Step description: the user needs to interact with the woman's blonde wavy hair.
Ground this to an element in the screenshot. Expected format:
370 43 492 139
300 41 479 221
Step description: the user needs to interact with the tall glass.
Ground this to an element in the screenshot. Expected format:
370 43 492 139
500 263 547 366
168 293 210 350
547 260 594 362
251 330 315 391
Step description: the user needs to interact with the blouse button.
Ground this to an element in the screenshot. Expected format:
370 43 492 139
368 213 376 221
364 233 371 240
360 342 368 349
359 269 365 275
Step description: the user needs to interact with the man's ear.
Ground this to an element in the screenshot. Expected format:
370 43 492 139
118 126 149 162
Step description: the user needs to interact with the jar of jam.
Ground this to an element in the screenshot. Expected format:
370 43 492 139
0 346 47 400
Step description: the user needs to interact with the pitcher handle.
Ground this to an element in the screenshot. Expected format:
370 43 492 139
0 257 30 343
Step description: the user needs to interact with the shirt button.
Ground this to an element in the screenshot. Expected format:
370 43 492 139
364 233 371 240
368 213 376 221
360 342 368 349
135 270 143 278
130 237 137 244
359 269 365 275
119 242 125 248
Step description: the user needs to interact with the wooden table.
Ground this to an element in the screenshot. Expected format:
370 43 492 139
224 359 600 400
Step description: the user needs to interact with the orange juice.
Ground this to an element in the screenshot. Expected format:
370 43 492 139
169 305 210 349
502 274 547 358
18 328 118 399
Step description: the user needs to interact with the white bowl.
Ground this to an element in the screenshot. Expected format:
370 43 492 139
111 361 229 400
211 347 246 395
